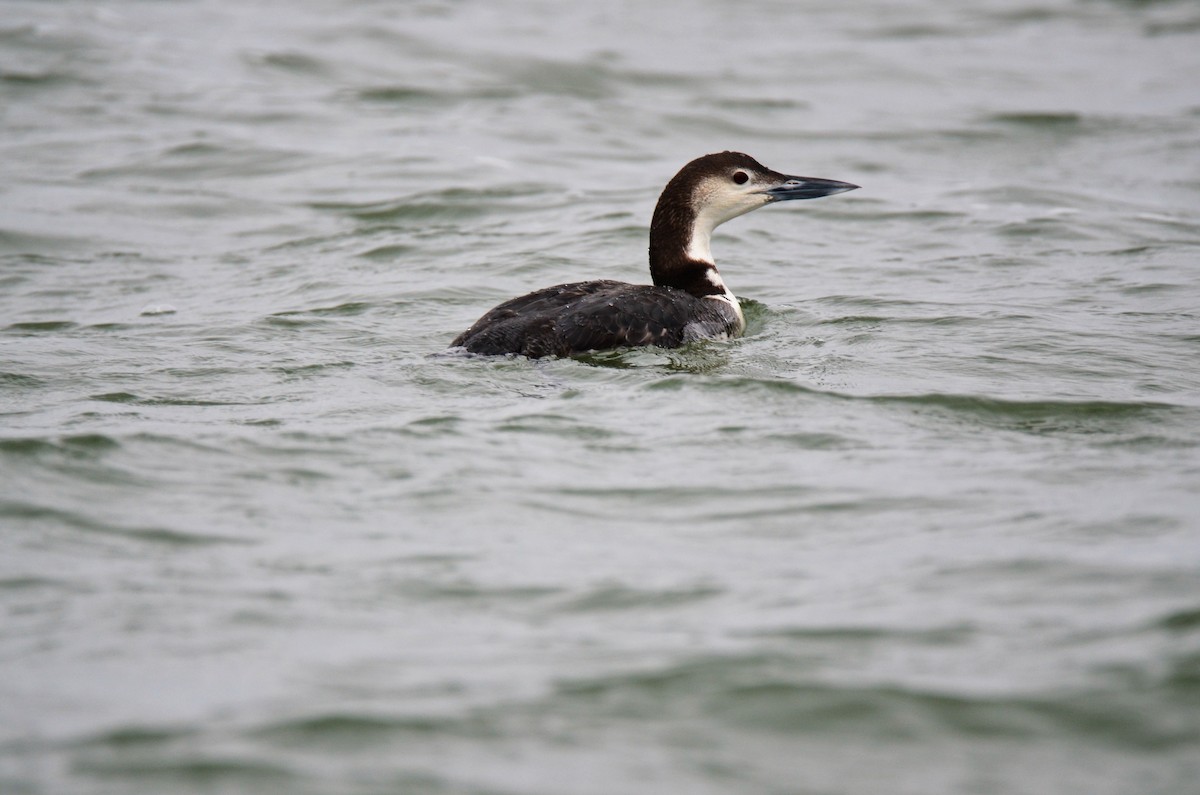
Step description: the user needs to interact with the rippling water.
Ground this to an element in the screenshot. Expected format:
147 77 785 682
3 1 1200 793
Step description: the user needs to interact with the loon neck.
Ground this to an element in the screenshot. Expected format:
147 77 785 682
648 199 729 298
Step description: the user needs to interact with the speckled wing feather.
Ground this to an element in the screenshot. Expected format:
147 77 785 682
552 286 733 356
452 281 736 358
451 280 627 354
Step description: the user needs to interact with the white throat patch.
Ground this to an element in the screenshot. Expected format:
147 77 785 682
684 176 771 264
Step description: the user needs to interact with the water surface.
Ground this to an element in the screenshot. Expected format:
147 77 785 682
2 1 1200 793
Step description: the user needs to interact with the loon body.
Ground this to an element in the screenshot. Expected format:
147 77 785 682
451 151 857 358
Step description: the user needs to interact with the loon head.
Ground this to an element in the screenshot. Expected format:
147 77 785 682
649 151 858 291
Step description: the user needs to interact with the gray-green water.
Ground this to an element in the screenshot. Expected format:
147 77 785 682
3 1 1200 793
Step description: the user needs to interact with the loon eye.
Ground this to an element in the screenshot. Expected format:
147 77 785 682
732 171 749 185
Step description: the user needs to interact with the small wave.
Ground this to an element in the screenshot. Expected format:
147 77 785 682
244 50 333 76
88 391 259 407
0 500 247 547
72 725 196 749
745 624 973 645
80 140 310 181
647 374 1178 422
550 582 723 613
307 183 555 225
1146 16 1200 37
251 712 484 745
0 433 120 458
494 412 616 439
269 360 356 379
1166 654 1200 689
70 755 296 785
984 111 1085 128
0 370 45 388
642 374 815 396
357 242 416 260
4 320 77 333
389 578 563 604
871 392 1175 419
995 217 1095 241
478 53 698 101
270 301 374 318
0 575 72 591
699 95 810 112
0 68 82 88
396 415 465 438
705 681 1197 748
815 313 982 328
638 374 1190 442
519 484 945 525
869 392 1190 440
947 184 1098 208
353 85 447 104
550 653 1200 748
1160 607 1200 633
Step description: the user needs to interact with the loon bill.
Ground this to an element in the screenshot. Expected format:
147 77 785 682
450 151 858 358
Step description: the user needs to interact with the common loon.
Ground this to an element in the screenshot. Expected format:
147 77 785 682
450 151 857 358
